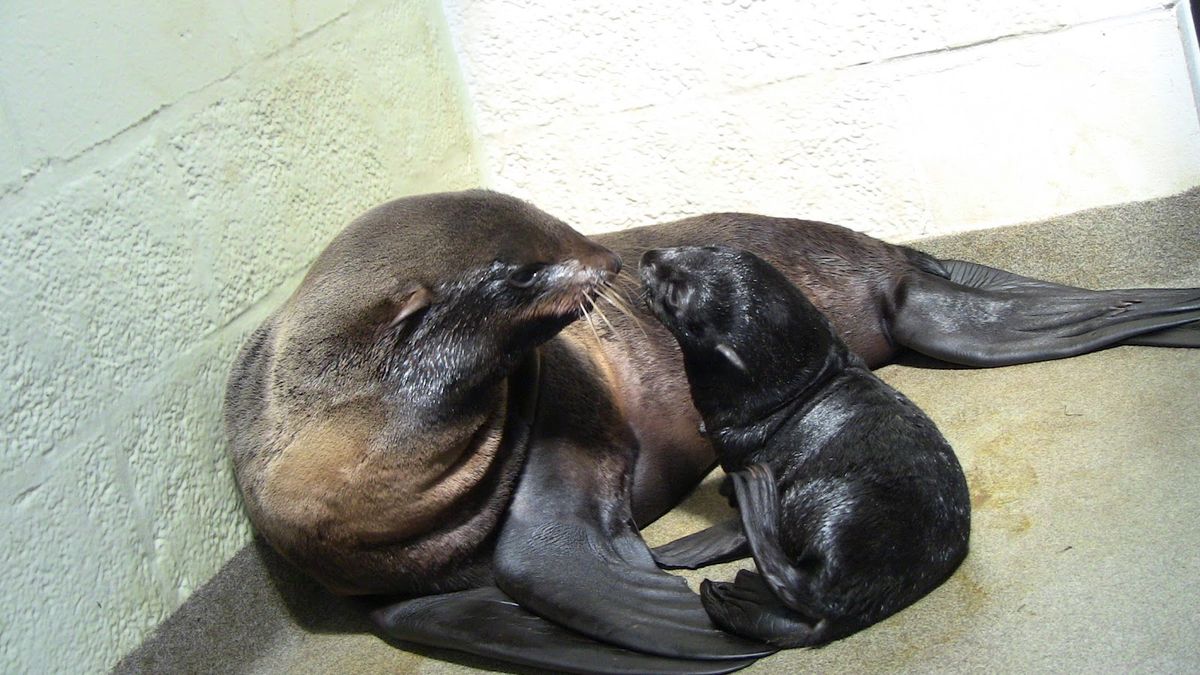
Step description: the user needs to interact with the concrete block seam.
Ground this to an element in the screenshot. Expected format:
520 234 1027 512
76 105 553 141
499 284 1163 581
0 1 375 204
471 4 1176 143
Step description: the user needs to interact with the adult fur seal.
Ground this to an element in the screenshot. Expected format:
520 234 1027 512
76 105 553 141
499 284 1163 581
225 191 773 674
225 190 1199 673
640 245 970 647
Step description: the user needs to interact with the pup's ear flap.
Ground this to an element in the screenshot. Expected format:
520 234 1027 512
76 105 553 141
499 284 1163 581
715 343 747 373
389 284 434 328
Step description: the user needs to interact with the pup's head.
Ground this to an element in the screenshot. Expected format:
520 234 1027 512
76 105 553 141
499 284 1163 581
639 246 844 427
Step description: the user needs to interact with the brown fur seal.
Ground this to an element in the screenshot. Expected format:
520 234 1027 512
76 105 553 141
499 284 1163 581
225 190 1199 673
225 191 772 674
640 245 970 647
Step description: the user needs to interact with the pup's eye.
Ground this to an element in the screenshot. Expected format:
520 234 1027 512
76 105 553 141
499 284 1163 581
669 284 686 308
507 263 547 289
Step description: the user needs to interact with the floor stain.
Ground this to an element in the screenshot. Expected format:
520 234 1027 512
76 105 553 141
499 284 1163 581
888 564 990 666
965 431 1039 534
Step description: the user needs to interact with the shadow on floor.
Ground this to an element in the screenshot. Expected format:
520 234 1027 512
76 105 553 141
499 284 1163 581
113 539 370 673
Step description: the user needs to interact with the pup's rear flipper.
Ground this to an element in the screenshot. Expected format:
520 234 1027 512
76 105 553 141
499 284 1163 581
893 259 1200 367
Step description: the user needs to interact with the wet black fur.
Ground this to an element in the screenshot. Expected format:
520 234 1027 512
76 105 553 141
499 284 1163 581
641 245 971 647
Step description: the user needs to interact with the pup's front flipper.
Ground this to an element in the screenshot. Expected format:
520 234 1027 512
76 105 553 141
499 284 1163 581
894 259 1200 367
701 570 827 649
710 465 837 648
371 586 760 674
653 519 750 569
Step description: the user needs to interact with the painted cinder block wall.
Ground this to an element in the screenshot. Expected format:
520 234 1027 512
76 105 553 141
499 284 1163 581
444 0 1200 238
2 0 1199 672
0 0 479 671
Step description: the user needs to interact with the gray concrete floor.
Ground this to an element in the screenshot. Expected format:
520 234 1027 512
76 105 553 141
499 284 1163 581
117 189 1200 674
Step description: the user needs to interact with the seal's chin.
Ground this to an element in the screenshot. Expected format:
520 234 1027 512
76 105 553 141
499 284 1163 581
525 264 614 322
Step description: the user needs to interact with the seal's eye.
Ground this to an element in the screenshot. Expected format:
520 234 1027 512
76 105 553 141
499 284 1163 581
507 263 546 289
669 284 686 309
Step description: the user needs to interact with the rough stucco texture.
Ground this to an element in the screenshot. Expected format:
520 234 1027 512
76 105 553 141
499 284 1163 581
0 0 480 671
445 0 1200 237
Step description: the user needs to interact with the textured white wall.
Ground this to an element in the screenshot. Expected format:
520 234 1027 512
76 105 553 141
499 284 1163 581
0 1 479 671
445 0 1200 238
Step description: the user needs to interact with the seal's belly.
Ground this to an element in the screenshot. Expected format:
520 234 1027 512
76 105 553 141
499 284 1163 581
627 401 716 525
575 318 718 525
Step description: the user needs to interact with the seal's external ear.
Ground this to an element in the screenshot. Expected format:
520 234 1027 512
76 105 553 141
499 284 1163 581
716 343 747 373
389 284 433 328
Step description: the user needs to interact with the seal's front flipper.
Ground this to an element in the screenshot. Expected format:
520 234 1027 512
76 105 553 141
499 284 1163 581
701 571 827 649
495 441 775 664
370 586 757 674
712 466 834 647
653 519 750 570
894 259 1200 366
727 466 820 616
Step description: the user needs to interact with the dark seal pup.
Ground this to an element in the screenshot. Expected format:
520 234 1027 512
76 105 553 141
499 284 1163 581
226 190 1199 673
640 245 970 647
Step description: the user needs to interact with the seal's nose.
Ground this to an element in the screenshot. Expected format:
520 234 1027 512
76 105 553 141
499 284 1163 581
581 246 621 279
642 248 678 281
608 250 623 276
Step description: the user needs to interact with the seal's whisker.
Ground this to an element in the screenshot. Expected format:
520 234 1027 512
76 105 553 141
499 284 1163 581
600 277 638 314
612 274 645 302
606 276 645 313
613 276 651 306
601 283 637 315
579 300 603 347
591 298 629 348
599 286 648 338
613 280 653 318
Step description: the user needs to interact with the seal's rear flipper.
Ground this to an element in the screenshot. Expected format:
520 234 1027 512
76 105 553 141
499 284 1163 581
371 586 758 675
653 519 750 570
1120 321 1200 348
893 259 1200 367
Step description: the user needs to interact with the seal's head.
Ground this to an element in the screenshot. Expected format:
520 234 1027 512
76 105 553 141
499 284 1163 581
277 189 621 415
639 245 846 429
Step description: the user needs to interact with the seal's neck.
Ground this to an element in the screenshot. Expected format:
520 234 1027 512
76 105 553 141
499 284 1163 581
685 319 847 428
701 348 844 458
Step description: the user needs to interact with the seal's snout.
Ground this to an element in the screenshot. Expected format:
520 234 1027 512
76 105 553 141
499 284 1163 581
607 250 623 277
639 248 694 323
581 247 622 281
639 249 666 282
639 249 664 288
